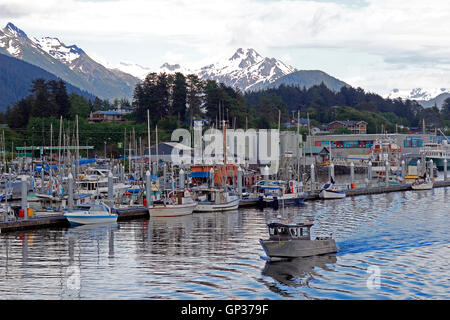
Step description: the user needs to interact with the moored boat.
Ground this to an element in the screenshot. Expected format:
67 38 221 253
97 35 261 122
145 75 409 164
149 189 197 217
319 180 345 199
411 178 433 190
64 203 118 226
192 187 240 212
260 222 337 260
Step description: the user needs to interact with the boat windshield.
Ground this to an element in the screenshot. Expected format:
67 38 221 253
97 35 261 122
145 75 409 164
88 205 108 213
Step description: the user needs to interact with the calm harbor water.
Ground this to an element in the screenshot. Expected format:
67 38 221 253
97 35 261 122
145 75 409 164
0 183 448 300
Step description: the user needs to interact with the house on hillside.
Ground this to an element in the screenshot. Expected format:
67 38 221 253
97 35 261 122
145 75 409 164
328 120 367 134
88 110 127 123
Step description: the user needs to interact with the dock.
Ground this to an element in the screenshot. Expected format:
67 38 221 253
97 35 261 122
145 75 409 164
0 206 148 233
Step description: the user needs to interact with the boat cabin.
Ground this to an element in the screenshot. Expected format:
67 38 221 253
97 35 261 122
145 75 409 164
72 204 110 213
267 222 313 241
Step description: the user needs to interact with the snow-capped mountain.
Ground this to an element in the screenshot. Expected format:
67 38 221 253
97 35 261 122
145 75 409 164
113 48 299 92
0 22 138 100
112 61 191 79
31 36 84 68
387 87 450 101
387 87 450 109
197 48 297 92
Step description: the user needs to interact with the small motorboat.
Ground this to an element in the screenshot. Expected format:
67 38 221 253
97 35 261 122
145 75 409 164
319 179 345 199
64 203 118 226
259 221 337 260
411 178 433 190
149 189 197 217
192 187 240 212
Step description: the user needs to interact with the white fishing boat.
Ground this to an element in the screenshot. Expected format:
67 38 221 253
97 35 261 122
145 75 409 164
319 179 346 199
192 187 240 212
149 189 197 217
64 203 118 225
420 140 450 170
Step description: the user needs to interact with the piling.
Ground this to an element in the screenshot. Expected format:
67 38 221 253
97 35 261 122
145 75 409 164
40 166 45 194
329 163 335 182
350 162 354 186
68 173 73 212
163 163 167 189
401 160 406 182
210 167 215 188
21 175 28 220
237 166 243 196
261 165 268 182
368 161 372 183
444 159 448 181
146 170 152 209
310 164 315 187
428 159 433 178
108 171 114 208
385 161 390 186
179 168 185 189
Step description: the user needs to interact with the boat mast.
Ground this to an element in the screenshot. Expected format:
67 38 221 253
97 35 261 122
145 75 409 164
147 109 151 173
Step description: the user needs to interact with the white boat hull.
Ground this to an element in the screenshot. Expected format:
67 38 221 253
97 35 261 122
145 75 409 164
411 182 433 190
194 198 240 212
64 213 118 225
149 202 197 217
319 189 346 199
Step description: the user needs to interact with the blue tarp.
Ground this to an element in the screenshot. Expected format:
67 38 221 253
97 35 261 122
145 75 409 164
189 171 210 178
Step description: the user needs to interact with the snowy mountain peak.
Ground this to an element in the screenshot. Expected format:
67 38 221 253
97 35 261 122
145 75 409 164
196 47 297 91
4 22 27 38
31 36 84 65
387 87 450 101
230 48 263 68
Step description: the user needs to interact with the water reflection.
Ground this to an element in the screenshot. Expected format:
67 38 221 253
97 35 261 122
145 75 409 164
262 254 337 288
0 187 448 299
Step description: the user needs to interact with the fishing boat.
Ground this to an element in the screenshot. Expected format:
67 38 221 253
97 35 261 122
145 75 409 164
260 221 337 260
369 136 402 179
192 186 240 212
420 140 450 170
319 178 345 199
257 180 307 209
149 189 197 217
64 203 118 226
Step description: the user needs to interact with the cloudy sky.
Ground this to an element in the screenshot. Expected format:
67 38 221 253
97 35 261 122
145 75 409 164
1 0 450 96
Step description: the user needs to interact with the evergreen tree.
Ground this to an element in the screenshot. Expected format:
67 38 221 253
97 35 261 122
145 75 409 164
171 72 187 122
186 74 204 129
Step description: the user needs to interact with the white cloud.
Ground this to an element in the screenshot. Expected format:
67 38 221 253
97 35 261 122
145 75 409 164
1 0 450 94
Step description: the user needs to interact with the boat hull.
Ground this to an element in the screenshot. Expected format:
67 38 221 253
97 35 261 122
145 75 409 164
319 189 346 199
411 182 433 190
258 196 306 209
149 202 197 217
194 198 240 212
64 214 118 225
260 238 338 258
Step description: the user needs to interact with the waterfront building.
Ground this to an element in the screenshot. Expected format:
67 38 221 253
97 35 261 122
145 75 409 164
305 133 433 158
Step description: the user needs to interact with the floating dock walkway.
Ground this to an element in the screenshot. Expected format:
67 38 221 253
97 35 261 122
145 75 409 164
0 207 148 233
